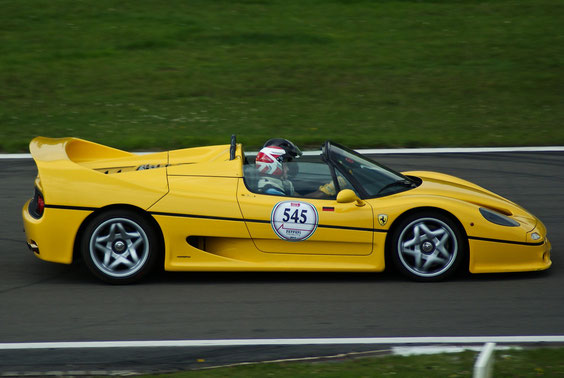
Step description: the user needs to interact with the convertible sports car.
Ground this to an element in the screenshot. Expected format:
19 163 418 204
23 136 551 284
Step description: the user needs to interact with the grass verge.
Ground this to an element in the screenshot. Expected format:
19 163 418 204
146 347 564 377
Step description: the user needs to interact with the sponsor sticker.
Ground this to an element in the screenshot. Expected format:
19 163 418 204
271 201 319 241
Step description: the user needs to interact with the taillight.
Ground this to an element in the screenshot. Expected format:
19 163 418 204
37 194 45 216
29 188 45 219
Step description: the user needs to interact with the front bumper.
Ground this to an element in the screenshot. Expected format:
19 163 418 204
469 233 552 274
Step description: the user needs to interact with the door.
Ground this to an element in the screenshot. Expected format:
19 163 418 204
237 159 374 255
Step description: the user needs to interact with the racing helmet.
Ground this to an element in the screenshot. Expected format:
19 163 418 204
256 146 286 176
260 138 302 177
262 138 303 161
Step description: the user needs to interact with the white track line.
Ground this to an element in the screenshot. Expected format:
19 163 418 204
356 146 564 154
2 146 564 159
1 336 564 350
0 153 33 159
245 146 564 156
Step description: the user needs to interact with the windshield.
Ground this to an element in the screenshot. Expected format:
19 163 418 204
325 142 413 198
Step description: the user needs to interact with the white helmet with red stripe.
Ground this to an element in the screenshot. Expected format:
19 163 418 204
256 146 286 176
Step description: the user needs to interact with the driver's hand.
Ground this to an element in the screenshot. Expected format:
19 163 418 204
318 176 348 196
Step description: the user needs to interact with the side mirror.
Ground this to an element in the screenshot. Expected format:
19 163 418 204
336 189 365 207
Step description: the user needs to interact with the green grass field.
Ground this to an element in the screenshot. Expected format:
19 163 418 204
146 347 564 377
1 0 563 152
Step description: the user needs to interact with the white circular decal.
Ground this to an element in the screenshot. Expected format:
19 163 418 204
271 201 319 241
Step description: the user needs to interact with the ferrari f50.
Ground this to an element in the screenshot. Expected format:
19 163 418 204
22 136 551 284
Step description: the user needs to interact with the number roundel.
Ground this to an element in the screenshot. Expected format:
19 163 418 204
271 201 319 241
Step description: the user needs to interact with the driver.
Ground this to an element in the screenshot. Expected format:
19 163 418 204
256 138 302 196
255 138 346 198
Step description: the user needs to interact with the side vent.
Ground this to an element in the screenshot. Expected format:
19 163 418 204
186 236 206 251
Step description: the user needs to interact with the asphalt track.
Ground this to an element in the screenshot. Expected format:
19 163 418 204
1 151 563 374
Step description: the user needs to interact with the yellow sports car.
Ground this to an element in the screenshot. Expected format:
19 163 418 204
22 136 551 284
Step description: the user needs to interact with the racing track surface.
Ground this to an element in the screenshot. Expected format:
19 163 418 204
1 151 563 374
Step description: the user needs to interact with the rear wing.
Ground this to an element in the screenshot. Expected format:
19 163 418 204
30 137 133 163
29 137 168 209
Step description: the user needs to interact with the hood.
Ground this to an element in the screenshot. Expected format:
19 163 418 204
402 171 537 231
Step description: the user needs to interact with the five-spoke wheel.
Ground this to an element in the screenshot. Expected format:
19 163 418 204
391 212 465 281
80 210 159 284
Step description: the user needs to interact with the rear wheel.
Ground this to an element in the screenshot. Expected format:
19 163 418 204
391 211 465 282
80 210 159 284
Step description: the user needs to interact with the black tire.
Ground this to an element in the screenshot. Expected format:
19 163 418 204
80 209 159 284
390 211 466 282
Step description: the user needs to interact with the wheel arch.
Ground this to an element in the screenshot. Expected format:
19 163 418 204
72 204 165 265
384 206 470 273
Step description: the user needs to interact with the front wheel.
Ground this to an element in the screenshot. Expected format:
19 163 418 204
80 210 159 284
391 211 466 282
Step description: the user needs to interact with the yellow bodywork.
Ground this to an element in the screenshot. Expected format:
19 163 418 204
22 137 551 275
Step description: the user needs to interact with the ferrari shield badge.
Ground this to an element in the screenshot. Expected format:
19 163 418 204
271 201 319 241
378 214 388 226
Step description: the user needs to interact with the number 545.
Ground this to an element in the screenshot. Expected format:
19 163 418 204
282 208 307 224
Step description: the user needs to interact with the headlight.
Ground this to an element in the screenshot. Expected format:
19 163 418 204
479 208 520 227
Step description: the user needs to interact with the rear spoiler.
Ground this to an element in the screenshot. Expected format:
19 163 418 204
29 137 168 209
30 137 133 163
